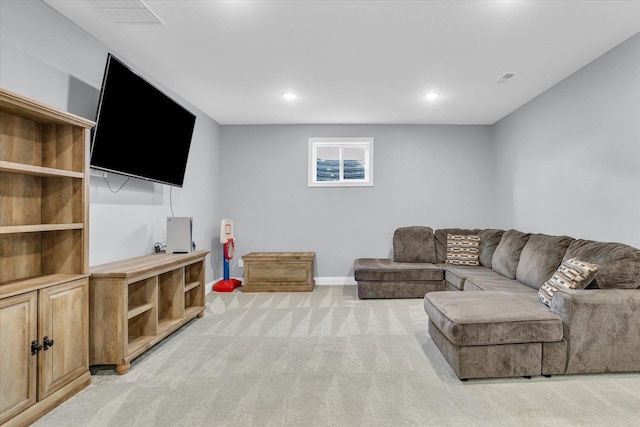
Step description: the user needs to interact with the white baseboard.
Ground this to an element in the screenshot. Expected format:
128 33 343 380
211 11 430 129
206 276 356 294
205 280 215 294
314 276 357 286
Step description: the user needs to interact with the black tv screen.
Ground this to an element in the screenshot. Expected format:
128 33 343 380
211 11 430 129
91 54 196 187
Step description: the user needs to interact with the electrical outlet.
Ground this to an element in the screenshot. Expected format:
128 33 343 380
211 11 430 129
238 259 244 268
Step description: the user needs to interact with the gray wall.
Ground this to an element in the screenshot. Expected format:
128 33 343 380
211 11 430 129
493 33 640 247
0 1 223 283
3 1 638 284
220 124 495 278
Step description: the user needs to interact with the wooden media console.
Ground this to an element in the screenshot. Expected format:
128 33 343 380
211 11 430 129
89 250 209 374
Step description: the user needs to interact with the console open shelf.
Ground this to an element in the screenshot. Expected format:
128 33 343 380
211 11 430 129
89 251 209 374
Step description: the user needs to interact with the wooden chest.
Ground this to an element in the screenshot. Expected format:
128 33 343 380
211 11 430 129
241 252 315 292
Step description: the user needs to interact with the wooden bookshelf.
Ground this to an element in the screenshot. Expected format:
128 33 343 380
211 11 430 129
0 88 93 426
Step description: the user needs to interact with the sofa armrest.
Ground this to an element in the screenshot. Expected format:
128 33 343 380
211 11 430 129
550 288 640 374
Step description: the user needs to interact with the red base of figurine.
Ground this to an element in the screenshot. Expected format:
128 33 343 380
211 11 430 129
213 278 242 292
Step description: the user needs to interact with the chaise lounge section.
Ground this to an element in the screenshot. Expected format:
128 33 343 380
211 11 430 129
354 226 640 379
354 226 444 298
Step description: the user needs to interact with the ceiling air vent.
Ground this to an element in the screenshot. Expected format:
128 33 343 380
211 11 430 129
497 72 517 84
92 0 164 24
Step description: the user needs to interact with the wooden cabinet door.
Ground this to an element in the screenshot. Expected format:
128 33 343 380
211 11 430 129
0 292 38 424
38 279 89 399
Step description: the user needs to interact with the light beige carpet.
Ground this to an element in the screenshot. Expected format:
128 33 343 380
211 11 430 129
34 285 640 426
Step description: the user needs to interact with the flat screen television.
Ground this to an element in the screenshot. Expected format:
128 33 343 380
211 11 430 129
91 54 196 187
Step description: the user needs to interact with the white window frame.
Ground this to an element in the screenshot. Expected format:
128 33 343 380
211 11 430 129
308 137 374 187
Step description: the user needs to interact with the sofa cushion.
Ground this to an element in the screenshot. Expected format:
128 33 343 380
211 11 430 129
393 226 437 263
358 280 444 299
434 228 482 263
354 258 443 281
444 266 489 290
478 229 505 268
445 234 480 266
515 234 574 290
445 270 465 290
464 275 536 293
538 257 600 307
563 240 640 289
424 291 563 346
444 265 532 293
492 229 531 279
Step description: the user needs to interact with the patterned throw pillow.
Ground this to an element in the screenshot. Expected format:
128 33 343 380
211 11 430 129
445 234 480 266
538 257 600 307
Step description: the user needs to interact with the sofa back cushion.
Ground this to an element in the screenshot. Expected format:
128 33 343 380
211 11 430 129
563 239 640 289
477 229 505 268
492 229 531 279
393 226 436 263
516 234 574 290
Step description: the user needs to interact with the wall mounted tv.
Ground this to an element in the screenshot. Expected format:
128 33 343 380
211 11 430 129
91 54 196 187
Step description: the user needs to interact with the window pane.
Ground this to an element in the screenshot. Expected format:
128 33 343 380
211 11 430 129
316 146 340 181
342 147 365 180
308 138 373 187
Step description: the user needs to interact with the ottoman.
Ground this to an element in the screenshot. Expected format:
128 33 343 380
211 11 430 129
424 291 564 379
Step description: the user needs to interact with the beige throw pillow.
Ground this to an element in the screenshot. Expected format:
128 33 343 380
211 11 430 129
445 234 480 266
538 257 600 307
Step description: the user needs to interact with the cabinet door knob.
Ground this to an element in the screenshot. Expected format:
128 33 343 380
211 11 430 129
31 340 43 355
43 336 55 350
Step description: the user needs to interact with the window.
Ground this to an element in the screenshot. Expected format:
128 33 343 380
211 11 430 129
308 138 374 187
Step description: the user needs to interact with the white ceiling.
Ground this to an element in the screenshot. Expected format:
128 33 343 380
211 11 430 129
43 0 640 125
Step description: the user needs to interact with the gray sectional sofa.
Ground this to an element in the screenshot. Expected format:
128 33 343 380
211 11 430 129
353 226 640 379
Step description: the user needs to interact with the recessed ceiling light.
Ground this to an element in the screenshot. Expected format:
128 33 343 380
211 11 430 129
424 92 439 100
282 92 297 101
